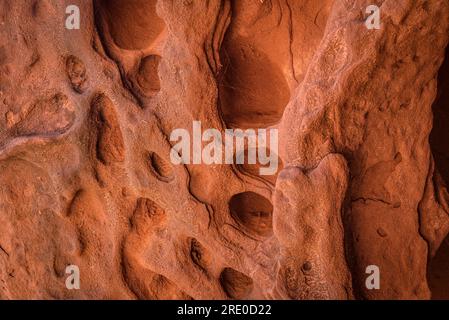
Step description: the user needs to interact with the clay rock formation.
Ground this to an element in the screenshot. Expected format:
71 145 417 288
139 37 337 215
0 0 449 300
273 154 351 299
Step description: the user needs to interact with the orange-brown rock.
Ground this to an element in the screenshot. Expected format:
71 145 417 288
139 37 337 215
0 0 449 300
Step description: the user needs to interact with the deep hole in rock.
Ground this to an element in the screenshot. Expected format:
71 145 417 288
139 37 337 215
218 39 290 129
97 0 165 51
229 191 273 237
218 1 290 129
219 267 254 299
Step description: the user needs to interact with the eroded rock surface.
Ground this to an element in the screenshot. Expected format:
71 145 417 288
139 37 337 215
0 0 449 300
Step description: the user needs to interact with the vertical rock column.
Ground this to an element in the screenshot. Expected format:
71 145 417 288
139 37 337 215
277 0 449 299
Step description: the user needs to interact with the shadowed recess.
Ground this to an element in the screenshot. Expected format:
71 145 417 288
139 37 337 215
428 235 449 299
148 151 174 182
430 45 449 188
219 267 254 299
229 191 273 237
218 0 290 129
136 55 162 95
427 43 449 300
97 0 165 50
219 36 290 129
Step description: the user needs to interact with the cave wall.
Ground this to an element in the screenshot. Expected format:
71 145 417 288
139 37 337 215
0 0 448 300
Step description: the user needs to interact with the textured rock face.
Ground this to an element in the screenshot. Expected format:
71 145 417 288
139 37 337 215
0 0 448 300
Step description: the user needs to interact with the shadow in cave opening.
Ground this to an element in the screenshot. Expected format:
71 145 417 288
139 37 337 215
428 43 449 300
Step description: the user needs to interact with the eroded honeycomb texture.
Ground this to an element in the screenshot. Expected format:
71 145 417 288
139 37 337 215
0 0 449 300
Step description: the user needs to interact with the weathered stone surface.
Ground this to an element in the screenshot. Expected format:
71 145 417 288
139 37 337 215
0 0 448 300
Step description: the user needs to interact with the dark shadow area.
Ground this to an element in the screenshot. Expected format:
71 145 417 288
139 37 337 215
430 45 449 187
428 44 449 300
229 191 273 237
428 235 449 299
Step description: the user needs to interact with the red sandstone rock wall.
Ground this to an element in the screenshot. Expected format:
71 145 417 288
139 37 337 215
0 0 448 300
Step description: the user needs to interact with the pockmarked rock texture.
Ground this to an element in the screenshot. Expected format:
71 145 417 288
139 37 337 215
0 0 449 300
